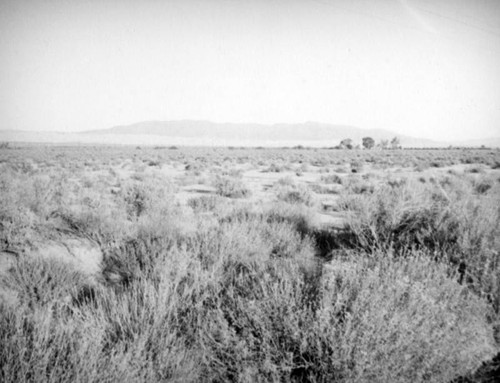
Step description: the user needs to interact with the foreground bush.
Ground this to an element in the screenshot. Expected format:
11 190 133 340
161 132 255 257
316 254 496 382
338 176 500 343
1 206 497 382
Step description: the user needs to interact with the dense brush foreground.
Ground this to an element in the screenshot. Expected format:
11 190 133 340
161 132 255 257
1 146 500 382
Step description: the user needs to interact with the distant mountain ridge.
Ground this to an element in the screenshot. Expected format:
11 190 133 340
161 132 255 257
81 120 443 147
1 121 499 148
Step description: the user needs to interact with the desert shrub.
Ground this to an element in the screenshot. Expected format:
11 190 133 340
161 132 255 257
186 209 316 272
219 167 243 178
262 203 318 238
0 189 39 250
313 253 497 382
415 161 430 172
3 256 89 307
147 159 160 167
321 173 343 184
187 195 225 213
275 183 315 207
102 235 175 287
386 177 408 189
474 177 494 194
0 303 105 383
214 175 251 198
467 165 485 174
430 160 445 168
184 162 204 176
195 259 318 382
350 161 364 173
0 171 66 220
263 163 286 173
309 183 342 195
342 176 375 194
339 180 456 252
334 166 349 173
51 200 132 246
120 177 178 218
0 170 72 249
0 274 202 383
275 176 295 187
172 212 319 381
122 182 149 218
339 177 500 327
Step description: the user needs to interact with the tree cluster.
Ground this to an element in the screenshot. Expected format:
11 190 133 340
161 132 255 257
338 136 401 150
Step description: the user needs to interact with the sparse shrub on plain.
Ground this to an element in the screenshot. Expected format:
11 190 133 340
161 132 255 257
320 173 343 184
147 159 160 167
342 176 375 194
123 182 149 218
275 182 315 207
263 163 286 173
334 165 349 173
430 160 445 168
467 165 485 174
309 183 342 194
474 176 494 194
214 175 251 198
187 195 225 213
350 160 364 173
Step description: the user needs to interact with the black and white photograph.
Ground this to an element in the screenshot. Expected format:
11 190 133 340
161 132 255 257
1 0 499 381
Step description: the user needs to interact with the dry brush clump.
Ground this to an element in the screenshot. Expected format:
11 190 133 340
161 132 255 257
337 175 500 345
313 253 496 382
187 195 227 214
274 179 316 207
213 175 251 198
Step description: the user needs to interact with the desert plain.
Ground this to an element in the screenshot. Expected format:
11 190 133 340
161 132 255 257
1 144 499 382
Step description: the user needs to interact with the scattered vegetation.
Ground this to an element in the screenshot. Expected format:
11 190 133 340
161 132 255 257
275 180 315 207
214 175 251 198
0 145 499 382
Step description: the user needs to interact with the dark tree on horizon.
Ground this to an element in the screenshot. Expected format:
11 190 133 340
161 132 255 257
362 137 375 149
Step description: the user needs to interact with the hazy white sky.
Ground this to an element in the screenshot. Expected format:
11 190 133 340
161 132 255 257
1 0 499 141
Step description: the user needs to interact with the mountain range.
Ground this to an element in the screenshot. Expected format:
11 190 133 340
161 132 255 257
1 120 499 148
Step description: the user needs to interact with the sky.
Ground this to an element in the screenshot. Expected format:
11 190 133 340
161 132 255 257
0 0 499 141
